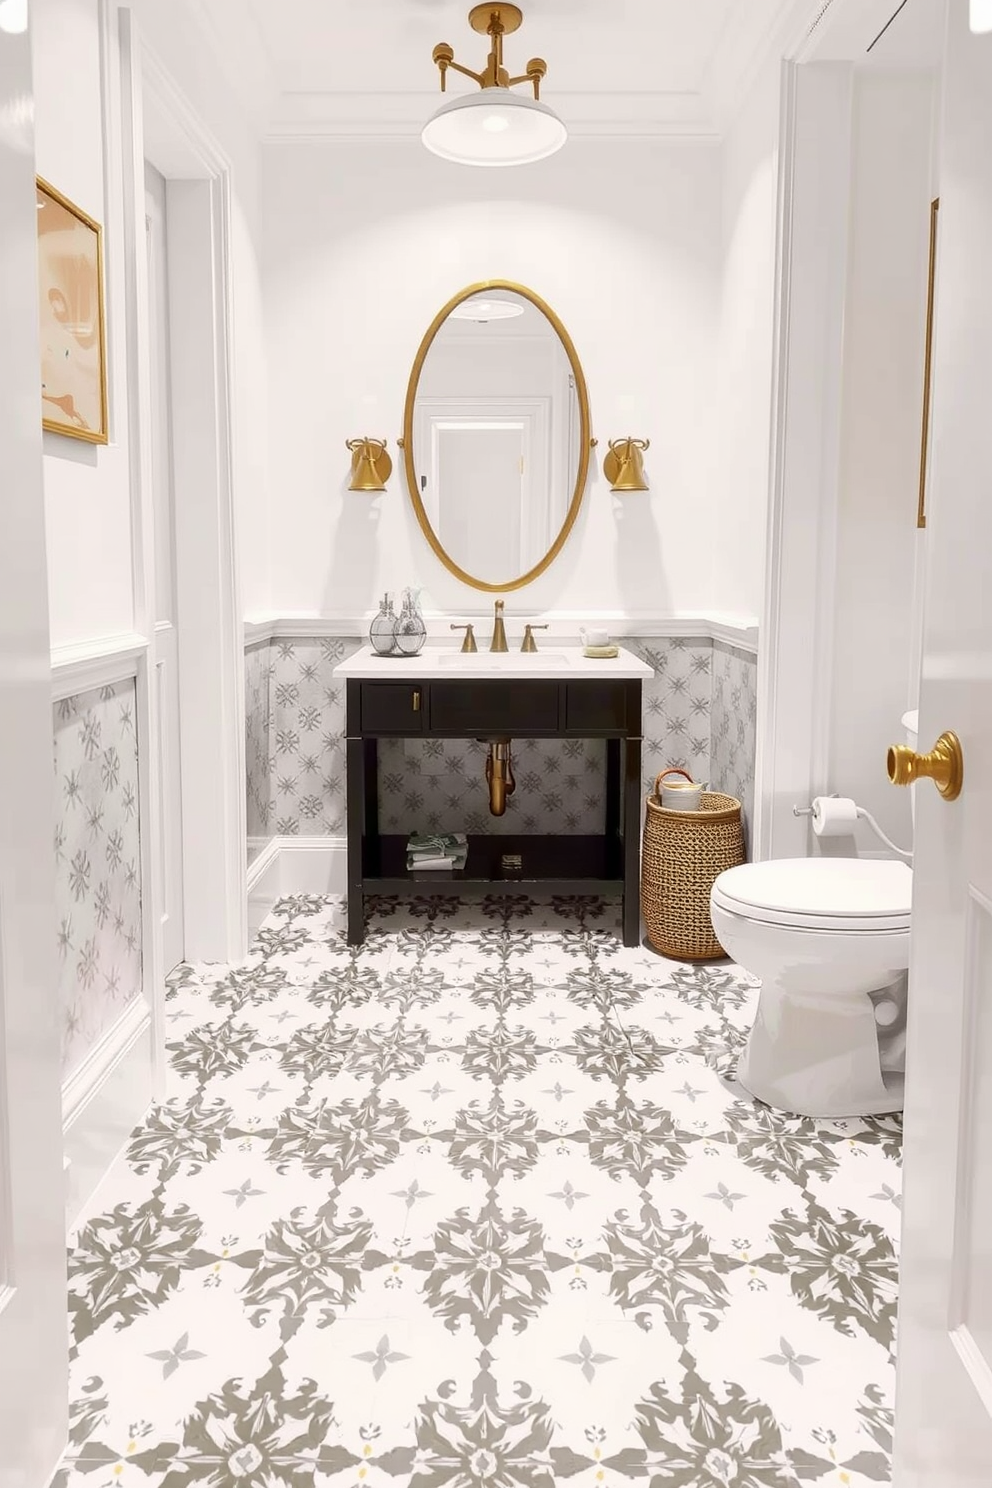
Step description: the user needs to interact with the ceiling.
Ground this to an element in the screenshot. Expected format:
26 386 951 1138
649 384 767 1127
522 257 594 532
197 0 812 141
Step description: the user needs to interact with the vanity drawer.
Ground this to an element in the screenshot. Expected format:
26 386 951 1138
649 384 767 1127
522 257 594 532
360 682 425 734
565 682 630 734
429 681 560 736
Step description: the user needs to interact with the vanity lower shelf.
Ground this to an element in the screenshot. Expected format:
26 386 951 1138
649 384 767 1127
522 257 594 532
363 834 625 897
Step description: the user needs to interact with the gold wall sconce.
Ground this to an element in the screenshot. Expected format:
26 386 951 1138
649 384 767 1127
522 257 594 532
346 437 392 492
604 437 650 492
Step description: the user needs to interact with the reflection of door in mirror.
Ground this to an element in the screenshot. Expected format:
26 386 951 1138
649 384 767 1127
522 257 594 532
416 398 549 578
435 419 525 579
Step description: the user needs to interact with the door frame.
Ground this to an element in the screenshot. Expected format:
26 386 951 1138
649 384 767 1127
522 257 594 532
117 11 247 1082
753 0 938 860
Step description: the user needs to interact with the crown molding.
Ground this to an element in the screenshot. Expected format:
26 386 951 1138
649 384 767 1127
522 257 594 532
263 89 722 144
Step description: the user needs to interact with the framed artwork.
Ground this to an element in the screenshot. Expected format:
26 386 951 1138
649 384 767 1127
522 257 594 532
36 177 108 444
917 196 939 529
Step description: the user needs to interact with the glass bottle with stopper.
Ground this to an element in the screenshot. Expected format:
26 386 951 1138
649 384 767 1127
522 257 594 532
392 587 427 657
369 594 399 656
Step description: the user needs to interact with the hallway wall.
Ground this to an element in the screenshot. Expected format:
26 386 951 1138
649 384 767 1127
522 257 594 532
33 0 268 1221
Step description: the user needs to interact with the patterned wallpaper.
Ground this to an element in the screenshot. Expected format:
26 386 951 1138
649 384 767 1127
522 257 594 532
245 636 758 849
246 641 275 861
710 641 758 852
54 680 143 1081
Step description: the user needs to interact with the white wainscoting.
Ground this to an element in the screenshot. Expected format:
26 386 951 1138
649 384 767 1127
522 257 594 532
63 994 152 1234
247 836 348 938
53 634 158 1232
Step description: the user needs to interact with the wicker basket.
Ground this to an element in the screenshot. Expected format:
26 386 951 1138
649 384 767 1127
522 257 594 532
641 769 745 960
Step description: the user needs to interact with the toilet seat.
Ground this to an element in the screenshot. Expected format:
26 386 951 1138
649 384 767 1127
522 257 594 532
712 858 912 932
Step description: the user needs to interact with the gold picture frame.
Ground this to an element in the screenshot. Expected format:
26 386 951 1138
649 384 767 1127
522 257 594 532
36 176 109 444
917 196 939 529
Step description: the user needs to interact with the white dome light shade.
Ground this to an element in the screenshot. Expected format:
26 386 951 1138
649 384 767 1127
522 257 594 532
0 0 28 34
422 87 567 166
448 297 525 322
971 0 992 31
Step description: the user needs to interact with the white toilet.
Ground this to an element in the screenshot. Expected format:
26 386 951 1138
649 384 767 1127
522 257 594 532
708 711 918 1119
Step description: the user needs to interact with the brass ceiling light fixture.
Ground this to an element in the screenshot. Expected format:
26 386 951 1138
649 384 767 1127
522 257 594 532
422 5 567 167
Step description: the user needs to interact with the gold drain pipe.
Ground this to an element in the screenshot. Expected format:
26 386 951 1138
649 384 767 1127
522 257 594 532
485 739 515 816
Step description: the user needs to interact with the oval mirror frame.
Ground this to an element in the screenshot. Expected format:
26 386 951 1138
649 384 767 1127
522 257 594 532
401 280 593 593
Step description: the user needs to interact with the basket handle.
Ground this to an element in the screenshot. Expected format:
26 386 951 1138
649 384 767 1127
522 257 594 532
654 767 694 802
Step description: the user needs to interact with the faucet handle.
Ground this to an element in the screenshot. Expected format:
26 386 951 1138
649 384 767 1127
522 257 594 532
450 623 478 654
520 624 549 653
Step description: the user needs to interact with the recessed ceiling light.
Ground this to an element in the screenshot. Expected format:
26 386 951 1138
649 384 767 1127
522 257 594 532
448 298 526 322
0 0 28 35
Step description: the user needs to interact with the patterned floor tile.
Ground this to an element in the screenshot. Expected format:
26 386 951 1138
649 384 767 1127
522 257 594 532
59 894 901 1486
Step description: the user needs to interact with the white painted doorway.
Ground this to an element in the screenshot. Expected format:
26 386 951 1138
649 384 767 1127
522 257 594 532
435 419 526 578
144 163 185 974
0 19 69 1486
892 4 992 1481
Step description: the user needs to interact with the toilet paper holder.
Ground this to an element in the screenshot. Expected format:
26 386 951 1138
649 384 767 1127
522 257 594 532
792 794 912 862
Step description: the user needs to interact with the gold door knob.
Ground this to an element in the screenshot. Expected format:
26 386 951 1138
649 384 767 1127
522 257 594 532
887 730 963 801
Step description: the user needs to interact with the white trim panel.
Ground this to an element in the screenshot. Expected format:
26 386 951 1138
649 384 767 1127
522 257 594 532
63 995 152 1233
51 633 149 701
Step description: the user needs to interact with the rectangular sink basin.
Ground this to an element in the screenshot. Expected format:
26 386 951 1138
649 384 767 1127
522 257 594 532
438 651 572 669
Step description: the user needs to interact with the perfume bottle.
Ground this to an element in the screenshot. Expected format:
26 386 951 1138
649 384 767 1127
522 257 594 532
369 594 398 656
392 587 427 657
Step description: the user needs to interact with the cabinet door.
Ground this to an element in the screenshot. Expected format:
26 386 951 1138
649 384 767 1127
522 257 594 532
565 683 630 734
360 683 425 734
429 682 560 736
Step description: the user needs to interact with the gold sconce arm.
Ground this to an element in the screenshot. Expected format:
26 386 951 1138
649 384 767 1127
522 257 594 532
604 436 650 493
346 437 392 492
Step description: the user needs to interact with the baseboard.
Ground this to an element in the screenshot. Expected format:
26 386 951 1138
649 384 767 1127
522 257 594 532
247 835 347 936
63 994 152 1233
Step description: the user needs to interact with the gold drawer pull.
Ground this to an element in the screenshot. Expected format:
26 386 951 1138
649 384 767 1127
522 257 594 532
413 689 421 713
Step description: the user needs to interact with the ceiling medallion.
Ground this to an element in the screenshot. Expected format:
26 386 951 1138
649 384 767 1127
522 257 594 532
422 4 568 167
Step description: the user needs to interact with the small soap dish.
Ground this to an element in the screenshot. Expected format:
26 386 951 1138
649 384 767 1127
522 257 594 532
583 644 619 659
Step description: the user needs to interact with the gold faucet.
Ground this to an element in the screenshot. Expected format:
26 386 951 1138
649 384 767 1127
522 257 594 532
521 624 549 653
490 599 508 653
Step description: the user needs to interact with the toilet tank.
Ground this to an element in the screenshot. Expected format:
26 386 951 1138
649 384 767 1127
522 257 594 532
902 709 919 832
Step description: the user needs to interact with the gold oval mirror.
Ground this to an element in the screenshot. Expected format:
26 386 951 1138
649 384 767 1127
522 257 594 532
402 281 592 593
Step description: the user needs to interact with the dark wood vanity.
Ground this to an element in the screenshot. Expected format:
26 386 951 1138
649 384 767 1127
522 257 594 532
343 672 645 946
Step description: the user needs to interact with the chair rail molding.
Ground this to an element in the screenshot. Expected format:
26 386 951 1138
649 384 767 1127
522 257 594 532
243 612 760 655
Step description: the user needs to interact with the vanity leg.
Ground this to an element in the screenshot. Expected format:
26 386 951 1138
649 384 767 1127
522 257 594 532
346 736 366 946
363 738 379 840
605 739 621 840
622 735 642 948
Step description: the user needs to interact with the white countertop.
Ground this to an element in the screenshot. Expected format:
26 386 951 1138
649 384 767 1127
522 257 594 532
333 644 653 681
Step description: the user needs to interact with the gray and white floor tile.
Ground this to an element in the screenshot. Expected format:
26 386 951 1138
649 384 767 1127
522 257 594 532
57 895 900 1487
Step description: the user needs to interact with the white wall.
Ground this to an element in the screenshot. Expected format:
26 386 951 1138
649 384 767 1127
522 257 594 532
261 138 723 619
34 0 135 647
32 0 270 649
828 69 936 850
713 50 782 621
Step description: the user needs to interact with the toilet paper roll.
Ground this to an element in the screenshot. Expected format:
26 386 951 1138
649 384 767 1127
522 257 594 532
811 796 860 836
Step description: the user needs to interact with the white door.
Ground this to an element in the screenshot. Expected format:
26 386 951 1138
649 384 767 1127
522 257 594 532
0 18 70 1486
145 166 185 973
434 420 526 579
893 5 992 1482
